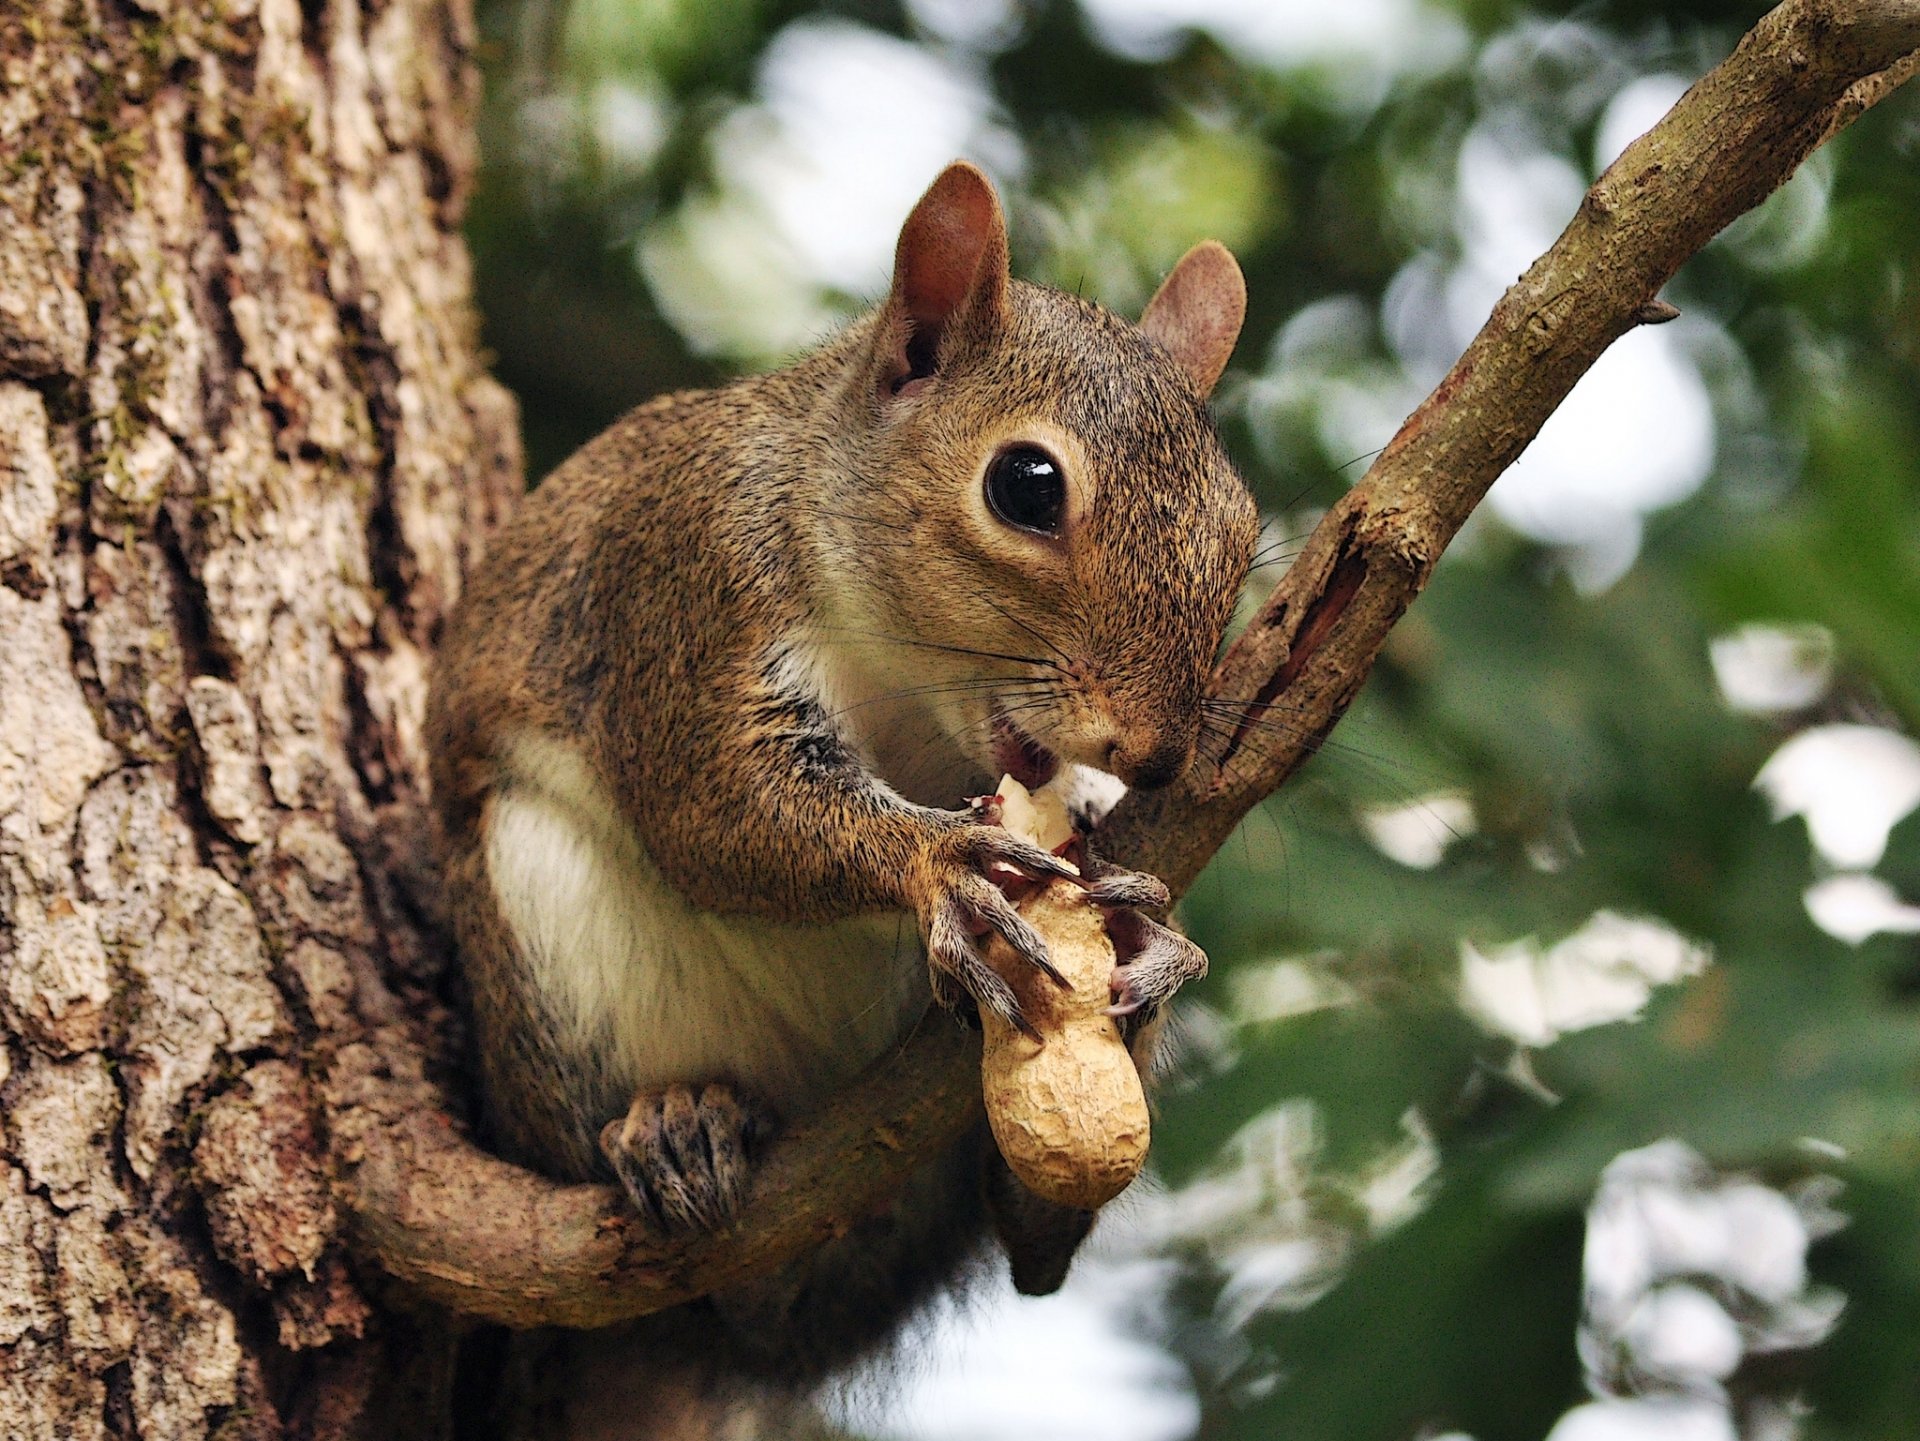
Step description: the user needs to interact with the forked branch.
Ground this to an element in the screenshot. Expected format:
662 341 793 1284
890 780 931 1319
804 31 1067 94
336 0 1920 1329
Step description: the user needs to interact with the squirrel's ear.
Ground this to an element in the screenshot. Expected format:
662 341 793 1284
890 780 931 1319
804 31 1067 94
1139 242 1245 397
877 162 1010 397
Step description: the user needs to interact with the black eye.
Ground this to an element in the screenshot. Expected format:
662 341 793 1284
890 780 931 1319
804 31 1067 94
984 446 1066 535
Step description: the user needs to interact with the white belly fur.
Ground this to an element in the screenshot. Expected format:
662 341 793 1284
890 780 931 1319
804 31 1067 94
485 734 931 1111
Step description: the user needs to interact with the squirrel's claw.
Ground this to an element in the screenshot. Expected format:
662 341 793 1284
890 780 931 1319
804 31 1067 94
959 874 1068 988
928 899 1039 1038
1086 869 1171 915
963 826 1082 886
1105 910 1206 1020
1080 848 1188 1023
600 1083 762 1233
919 820 1081 1035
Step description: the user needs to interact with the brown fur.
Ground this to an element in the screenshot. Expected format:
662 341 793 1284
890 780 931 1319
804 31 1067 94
427 163 1257 1392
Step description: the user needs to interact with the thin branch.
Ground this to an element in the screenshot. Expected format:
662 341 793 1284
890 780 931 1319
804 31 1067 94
335 0 1920 1330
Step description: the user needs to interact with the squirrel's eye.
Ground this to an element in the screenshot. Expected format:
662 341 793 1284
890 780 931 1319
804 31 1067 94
984 446 1066 535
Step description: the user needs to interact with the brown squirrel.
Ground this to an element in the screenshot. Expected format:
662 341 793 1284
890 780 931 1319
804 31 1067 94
427 162 1256 1400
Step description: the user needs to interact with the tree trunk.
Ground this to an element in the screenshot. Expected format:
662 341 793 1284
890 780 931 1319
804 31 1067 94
0 0 519 1434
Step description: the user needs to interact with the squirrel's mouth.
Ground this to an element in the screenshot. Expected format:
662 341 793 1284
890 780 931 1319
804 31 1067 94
991 713 1059 790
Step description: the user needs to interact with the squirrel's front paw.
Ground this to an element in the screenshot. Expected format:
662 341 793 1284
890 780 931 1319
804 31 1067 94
1080 859 1204 1027
914 821 1081 1038
600 1083 764 1233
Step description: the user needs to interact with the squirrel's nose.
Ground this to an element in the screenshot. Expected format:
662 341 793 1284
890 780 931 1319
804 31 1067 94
1106 734 1191 790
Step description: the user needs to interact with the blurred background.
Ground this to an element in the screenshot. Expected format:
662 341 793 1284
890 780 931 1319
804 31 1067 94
463 2 1920 1437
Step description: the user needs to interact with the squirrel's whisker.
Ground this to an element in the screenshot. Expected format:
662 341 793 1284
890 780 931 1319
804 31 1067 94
821 676 1058 726
979 595 1074 670
802 625 1063 674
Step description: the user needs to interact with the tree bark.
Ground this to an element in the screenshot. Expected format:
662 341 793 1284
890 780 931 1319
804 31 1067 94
0 0 519 1434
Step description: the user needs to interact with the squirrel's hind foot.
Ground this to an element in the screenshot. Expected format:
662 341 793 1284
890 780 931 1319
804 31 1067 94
600 1083 765 1232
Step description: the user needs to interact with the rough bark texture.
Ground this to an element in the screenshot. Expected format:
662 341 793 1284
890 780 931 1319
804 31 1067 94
0 0 519 1434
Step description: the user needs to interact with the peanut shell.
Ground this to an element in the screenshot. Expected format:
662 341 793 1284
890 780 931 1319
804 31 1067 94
978 779 1150 1209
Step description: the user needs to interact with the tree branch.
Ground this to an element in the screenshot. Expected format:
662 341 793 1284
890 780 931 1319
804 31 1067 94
330 1018 980 1328
335 0 1920 1330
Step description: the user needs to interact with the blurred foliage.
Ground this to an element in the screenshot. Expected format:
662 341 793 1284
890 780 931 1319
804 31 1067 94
466 2 1920 1438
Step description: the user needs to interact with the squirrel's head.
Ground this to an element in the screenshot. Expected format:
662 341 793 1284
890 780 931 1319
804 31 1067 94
811 162 1259 797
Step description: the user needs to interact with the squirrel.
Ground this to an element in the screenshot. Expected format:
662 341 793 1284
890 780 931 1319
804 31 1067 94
426 161 1257 1403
